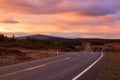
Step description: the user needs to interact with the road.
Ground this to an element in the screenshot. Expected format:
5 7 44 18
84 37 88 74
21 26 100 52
0 52 105 80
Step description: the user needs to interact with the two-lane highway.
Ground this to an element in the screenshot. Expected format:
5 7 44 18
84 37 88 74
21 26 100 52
0 52 105 80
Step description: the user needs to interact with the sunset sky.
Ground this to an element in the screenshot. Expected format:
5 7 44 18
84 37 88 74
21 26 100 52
0 0 120 38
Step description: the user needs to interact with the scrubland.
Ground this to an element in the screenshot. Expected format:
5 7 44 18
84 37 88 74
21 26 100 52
97 53 120 80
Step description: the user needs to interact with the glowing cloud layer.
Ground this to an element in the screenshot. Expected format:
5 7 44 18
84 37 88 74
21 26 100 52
0 0 120 38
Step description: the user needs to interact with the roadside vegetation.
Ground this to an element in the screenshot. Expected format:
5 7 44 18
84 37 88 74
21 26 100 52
0 34 120 72
97 53 120 80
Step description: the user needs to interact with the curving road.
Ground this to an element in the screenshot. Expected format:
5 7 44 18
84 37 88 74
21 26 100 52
0 52 105 80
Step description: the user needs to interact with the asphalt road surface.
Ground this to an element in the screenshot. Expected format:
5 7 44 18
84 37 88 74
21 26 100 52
0 52 105 80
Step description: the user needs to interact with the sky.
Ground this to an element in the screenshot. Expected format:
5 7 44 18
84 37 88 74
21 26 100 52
0 0 120 39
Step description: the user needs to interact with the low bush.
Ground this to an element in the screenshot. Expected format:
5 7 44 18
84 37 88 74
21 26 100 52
0 47 22 56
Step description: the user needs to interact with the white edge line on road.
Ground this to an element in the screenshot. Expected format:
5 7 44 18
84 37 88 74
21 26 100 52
72 52 104 80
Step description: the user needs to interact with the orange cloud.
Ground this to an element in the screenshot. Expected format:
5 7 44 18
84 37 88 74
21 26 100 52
0 0 120 38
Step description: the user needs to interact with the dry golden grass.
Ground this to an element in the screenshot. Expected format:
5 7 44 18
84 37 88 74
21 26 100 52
97 53 120 80
0 48 56 67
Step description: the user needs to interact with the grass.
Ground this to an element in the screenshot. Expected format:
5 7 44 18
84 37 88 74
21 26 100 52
0 47 56 67
0 47 22 55
97 53 120 80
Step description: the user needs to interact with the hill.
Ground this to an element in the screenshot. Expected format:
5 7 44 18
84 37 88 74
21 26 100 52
17 34 64 40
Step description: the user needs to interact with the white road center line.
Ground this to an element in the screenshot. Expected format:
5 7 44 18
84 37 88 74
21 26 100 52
72 52 104 80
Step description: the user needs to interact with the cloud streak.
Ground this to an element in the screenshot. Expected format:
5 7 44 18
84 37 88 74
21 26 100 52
0 0 120 16
0 19 19 24
0 0 120 39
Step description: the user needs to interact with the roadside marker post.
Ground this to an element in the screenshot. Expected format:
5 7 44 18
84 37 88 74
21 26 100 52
57 49 59 56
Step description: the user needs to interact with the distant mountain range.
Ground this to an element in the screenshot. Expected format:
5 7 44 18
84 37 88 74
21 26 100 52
17 34 120 45
17 34 65 40
17 34 120 41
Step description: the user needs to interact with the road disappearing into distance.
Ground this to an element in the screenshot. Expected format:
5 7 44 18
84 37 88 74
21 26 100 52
0 52 105 80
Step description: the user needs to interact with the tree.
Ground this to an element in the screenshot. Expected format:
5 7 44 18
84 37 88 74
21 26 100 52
0 34 6 42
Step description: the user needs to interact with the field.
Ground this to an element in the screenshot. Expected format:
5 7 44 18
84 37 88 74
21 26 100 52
97 53 120 80
0 47 56 67
0 34 120 79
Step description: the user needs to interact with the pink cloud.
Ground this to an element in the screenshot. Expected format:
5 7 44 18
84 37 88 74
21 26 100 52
0 0 120 39
0 0 120 16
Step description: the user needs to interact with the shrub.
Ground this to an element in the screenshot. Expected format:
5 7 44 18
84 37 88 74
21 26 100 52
0 48 22 56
